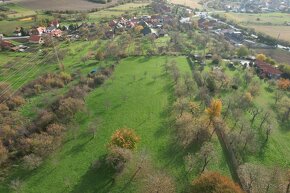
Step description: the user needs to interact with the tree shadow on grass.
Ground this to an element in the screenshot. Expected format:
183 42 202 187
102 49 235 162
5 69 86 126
69 155 116 193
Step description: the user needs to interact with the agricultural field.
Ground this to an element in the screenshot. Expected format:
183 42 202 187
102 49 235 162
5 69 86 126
219 12 290 42
247 25 290 42
10 0 118 10
0 3 36 19
254 48 290 64
170 0 203 9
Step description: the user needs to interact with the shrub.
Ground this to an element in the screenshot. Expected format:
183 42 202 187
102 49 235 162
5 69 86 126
59 72 72 84
56 97 85 121
277 78 290 90
106 146 132 173
93 74 106 87
35 110 56 129
0 103 9 112
192 172 244 193
20 133 56 157
4 95 25 110
0 141 8 165
109 128 140 150
22 154 42 170
46 123 65 136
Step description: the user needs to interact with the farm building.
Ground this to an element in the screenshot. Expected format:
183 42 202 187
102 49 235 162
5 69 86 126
29 35 45 44
255 60 282 79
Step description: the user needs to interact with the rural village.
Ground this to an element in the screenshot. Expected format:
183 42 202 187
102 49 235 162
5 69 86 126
0 0 290 193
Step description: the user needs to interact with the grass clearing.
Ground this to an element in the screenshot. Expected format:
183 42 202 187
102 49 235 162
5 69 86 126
0 56 230 193
170 0 203 9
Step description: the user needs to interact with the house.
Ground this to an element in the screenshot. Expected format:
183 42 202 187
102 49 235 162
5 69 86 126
13 27 22 37
255 60 282 79
30 27 46 35
49 19 60 28
29 35 45 44
46 26 57 33
49 29 62 37
0 40 15 50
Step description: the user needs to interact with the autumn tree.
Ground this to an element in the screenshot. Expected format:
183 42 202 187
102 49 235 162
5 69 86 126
22 154 42 170
0 141 8 165
192 172 244 193
56 97 85 122
238 163 287 193
274 90 284 105
256 54 266 61
143 171 176 193
205 99 222 135
276 96 290 123
187 142 217 174
249 107 262 125
277 78 290 90
173 97 189 117
106 146 132 174
109 128 140 150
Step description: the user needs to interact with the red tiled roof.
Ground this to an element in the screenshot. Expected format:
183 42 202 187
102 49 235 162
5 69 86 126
1 40 14 47
256 60 282 75
29 35 42 42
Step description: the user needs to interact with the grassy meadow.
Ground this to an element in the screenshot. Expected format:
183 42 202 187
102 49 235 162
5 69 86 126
0 54 231 192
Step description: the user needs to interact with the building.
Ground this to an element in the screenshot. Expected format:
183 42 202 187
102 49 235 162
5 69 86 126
255 60 282 79
29 35 45 44
30 27 46 35
0 40 15 50
49 19 60 28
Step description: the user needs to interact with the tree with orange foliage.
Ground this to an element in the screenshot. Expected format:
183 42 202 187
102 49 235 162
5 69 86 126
109 128 140 150
205 99 222 123
192 172 245 193
134 25 144 33
277 78 290 90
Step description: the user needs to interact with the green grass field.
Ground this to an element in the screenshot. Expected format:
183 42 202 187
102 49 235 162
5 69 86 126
0 56 231 193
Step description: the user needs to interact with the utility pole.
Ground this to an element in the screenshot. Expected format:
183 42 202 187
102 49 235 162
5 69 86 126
50 35 64 71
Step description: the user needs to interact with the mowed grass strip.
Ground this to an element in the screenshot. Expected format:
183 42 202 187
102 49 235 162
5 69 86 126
0 56 184 193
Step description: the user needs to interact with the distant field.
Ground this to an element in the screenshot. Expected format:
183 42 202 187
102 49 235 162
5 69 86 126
254 48 290 64
222 12 290 25
10 0 118 10
218 12 290 42
88 2 149 20
170 0 203 9
247 25 290 42
0 3 36 19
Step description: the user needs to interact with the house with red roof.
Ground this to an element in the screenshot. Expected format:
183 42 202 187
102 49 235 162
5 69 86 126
255 60 282 79
49 19 60 28
29 35 44 44
30 27 46 36
0 40 15 50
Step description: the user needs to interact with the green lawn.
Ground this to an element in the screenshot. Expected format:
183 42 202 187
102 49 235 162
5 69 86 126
0 56 230 193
